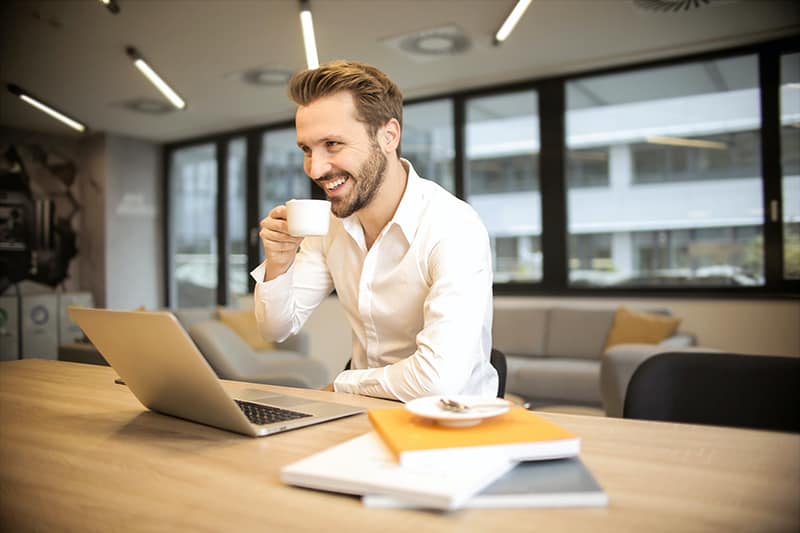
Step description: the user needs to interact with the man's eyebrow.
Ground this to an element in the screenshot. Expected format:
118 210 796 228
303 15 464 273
297 135 346 148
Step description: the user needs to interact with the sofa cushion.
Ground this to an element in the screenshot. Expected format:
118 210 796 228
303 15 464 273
545 307 616 360
173 307 217 330
218 307 274 351
506 356 601 405
604 307 681 350
492 306 548 357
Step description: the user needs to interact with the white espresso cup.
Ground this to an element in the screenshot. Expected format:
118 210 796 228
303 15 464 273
285 199 331 237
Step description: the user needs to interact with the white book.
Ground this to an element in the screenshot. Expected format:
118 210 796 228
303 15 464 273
280 431 514 511
363 457 608 509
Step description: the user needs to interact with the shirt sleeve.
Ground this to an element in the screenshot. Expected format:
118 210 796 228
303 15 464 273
250 237 334 343
334 216 496 401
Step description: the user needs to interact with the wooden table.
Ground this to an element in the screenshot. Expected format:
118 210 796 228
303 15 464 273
1 359 798 532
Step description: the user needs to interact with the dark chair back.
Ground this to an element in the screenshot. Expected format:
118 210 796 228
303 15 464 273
343 348 508 398
623 351 800 432
490 348 507 398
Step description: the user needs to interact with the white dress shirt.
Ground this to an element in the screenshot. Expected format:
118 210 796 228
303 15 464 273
251 160 497 402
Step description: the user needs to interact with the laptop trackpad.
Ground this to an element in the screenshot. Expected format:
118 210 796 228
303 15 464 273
251 394 312 408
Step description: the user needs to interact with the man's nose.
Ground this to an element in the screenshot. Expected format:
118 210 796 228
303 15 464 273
306 151 332 180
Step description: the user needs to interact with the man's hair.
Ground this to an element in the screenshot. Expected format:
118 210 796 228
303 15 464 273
288 60 403 139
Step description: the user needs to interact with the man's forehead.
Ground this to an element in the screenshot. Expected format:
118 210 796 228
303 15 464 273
295 95 366 143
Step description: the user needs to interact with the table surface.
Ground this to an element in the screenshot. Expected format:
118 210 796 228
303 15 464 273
1 359 798 533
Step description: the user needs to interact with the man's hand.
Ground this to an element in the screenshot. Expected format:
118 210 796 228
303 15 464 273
260 205 304 281
321 383 334 392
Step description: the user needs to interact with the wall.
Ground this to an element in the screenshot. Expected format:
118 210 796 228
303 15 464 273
0 128 163 310
103 135 163 310
299 295 800 377
79 134 107 306
0 127 85 293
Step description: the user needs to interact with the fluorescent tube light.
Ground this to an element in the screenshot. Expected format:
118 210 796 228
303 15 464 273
6 84 86 133
646 136 727 150
126 47 186 110
299 0 319 69
494 0 533 45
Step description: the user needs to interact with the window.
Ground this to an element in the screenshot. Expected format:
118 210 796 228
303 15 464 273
781 52 800 280
566 55 764 287
630 130 760 184
403 100 454 192
259 128 310 261
465 90 542 282
165 39 797 299
169 144 217 307
567 148 609 188
227 138 248 302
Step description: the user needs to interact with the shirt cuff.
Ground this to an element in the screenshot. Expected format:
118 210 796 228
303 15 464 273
251 261 294 302
333 367 394 399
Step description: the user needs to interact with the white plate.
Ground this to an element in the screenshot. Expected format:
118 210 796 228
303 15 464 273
405 395 511 427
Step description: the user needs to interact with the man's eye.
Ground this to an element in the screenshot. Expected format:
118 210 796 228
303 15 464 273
326 141 341 148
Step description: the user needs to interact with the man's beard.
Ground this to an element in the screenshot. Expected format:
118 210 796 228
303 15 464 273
324 141 387 219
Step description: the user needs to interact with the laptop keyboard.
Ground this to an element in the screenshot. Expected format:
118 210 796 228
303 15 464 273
234 399 312 425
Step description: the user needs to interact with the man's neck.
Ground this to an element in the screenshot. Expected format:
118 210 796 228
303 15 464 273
358 157 408 249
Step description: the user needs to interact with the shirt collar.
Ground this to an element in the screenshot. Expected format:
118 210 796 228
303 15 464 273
340 158 426 246
391 159 426 245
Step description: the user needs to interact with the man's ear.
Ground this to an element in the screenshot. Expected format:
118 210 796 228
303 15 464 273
380 118 401 153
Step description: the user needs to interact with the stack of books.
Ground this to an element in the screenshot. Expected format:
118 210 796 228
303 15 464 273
280 404 608 511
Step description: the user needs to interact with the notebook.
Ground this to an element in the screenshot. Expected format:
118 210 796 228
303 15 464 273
67 307 364 437
362 457 608 509
281 431 514 511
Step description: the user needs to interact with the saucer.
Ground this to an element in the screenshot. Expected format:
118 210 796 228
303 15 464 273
405 395 511 427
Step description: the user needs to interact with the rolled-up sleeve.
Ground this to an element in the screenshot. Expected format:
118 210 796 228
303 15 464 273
250 237 333 343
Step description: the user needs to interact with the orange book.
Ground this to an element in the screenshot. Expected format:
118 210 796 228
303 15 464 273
368 406 580 468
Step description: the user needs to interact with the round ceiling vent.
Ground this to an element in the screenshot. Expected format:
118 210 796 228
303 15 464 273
400 31 471 56
234 67 293 87
632 0 715 12
383 24 472 62
119 98 174 115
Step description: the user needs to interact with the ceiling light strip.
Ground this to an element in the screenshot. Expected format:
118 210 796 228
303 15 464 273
126 47 186 109
6 84 86 132
646 136 728 150
494 0 533 45
299 0 319 69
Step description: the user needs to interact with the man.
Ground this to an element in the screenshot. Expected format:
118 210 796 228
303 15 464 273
251 60 496 401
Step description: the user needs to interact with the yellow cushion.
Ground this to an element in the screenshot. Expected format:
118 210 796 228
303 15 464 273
604 307 681 350
217 307 274 351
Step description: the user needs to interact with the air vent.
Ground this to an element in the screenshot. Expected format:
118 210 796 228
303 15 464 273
632 0 716 12
225 66 293 87
118 98 174 115
382 24 471 63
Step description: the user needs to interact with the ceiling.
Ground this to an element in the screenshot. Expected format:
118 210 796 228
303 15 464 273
1 0 798 144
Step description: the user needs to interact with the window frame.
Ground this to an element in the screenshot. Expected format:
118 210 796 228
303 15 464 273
163 36 800 307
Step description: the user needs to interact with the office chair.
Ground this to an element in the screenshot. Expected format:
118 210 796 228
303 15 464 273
623 351 800 433
490 348 507 398
342 348 508 398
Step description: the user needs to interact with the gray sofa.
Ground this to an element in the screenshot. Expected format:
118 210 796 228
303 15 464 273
492 303 696 409
173 308 329 389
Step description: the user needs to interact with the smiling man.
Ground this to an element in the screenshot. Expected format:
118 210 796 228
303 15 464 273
251 60 497 402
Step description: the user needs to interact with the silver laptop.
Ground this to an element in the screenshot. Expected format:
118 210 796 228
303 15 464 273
68 307 364 437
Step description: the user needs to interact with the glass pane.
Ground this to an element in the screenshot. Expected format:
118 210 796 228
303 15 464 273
566 55 764 287
465 90 541 282
227 138 248 303
259 128 310 261
169 144 217 307
780 52 800 280
403 99 454 192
